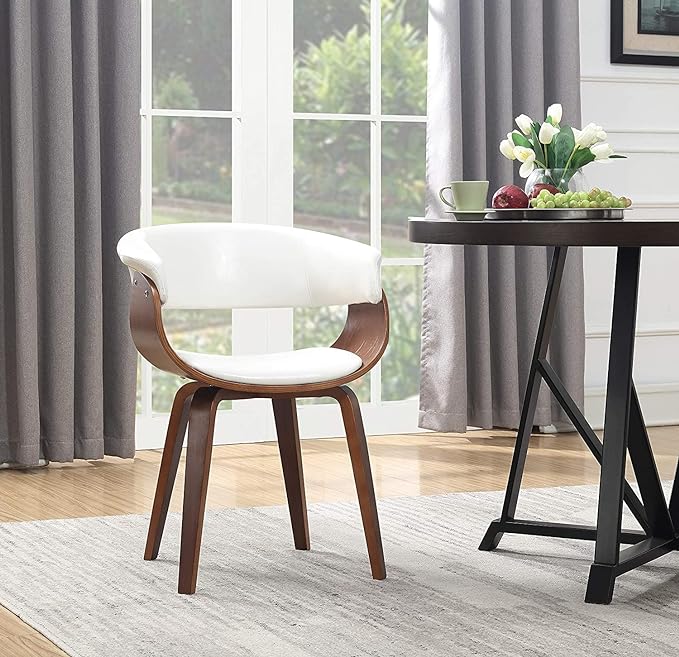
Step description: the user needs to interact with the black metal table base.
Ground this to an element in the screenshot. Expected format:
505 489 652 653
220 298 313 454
480 245 679 605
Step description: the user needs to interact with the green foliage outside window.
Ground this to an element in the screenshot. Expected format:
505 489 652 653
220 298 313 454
294 0 426 226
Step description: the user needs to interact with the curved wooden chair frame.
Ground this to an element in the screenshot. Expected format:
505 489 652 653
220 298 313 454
128 273 389 594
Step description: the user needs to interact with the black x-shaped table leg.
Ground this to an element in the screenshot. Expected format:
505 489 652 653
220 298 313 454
479 245 679 604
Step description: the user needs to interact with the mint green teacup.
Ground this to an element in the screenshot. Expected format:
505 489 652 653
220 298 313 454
439 180 489 211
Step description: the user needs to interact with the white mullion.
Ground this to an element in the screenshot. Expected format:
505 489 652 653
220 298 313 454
293 112 373 121
229 0 244 407
231 0 243 224
150 108 238 119
369 0 381 252
236 0 269 225
265 0 294 358
292 113 427 123
381 114 427 123
232 0 269 358
369 120 381 249
139 0 153 418
370 0 382 405
267 0 293 229
382 257 425 267
370 110 382 406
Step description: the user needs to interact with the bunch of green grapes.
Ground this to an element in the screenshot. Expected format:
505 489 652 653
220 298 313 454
529 188 632 209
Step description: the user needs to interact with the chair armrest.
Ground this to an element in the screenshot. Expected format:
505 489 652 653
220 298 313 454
331 291 389 375
127 274 188 377
117 230 169 304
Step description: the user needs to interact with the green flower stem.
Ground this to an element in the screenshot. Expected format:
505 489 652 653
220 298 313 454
562 146 579 177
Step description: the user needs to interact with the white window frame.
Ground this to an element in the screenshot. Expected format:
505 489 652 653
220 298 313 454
136 0 425 449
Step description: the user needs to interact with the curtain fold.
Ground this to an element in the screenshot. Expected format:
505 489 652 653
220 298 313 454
420 0 585 432
0 0 140 465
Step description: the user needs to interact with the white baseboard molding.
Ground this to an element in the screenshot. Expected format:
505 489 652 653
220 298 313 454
586 325 679 340
584 382 679 430
134 398 424 451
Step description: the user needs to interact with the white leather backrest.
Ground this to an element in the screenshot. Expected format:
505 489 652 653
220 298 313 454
117 223 382 309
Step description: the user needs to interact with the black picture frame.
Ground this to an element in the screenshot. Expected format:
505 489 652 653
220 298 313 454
611 0 679 65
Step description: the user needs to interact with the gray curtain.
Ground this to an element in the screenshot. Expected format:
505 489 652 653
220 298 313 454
420 0 585 432
0 1 140 465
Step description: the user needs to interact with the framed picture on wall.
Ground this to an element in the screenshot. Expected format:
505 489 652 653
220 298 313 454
611 0 679 65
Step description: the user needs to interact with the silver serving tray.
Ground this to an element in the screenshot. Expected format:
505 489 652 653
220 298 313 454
486 208 625 221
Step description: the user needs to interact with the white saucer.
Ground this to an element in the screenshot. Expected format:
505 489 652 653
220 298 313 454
445 209 491 221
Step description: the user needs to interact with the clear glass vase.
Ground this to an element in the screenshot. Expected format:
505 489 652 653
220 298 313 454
524 168 587 196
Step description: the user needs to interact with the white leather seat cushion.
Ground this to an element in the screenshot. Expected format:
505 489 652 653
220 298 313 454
175 347 363 385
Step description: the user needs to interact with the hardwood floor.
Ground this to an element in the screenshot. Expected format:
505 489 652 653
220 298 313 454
2 426 679 656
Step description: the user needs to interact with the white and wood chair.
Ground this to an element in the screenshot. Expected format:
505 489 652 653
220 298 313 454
117 223 388 593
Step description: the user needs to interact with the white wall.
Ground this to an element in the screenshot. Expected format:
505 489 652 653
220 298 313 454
579 0 679 427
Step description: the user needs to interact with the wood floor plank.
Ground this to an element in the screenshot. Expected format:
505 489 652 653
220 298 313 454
0 605 68 657
2 426 678 656
4 428 679 523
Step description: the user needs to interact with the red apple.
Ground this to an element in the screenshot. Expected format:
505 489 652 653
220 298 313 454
528 183 559 200
492 184 529 209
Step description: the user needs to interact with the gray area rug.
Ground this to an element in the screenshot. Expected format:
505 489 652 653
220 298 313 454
2 484 679 656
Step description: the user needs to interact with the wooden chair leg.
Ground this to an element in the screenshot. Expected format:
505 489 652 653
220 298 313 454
332 385 386 580
272 398 310 550
178 386 222 594
145 382 202 560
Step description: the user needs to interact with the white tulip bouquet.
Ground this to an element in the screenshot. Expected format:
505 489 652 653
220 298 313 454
499 103 625 184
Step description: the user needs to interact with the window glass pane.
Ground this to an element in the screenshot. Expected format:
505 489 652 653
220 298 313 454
152 309 232 412
152 117 232 225
381 122 425 257
294 119 370 242
381 0 427 115
381 266 422 401
153 0 232 110
294 0 370 113
294 306 370 403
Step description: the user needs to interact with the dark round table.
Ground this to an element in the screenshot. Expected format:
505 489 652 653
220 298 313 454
409 216 679 605
409 218 679 247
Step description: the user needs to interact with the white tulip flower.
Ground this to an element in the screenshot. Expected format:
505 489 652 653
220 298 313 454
499 139 516 160
519 155 536 178
547 103 562 125
515 114 533 136
573 123 600 148
591 142 614 160
514 146 536 177
513 146 533 160
538 122 560 144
